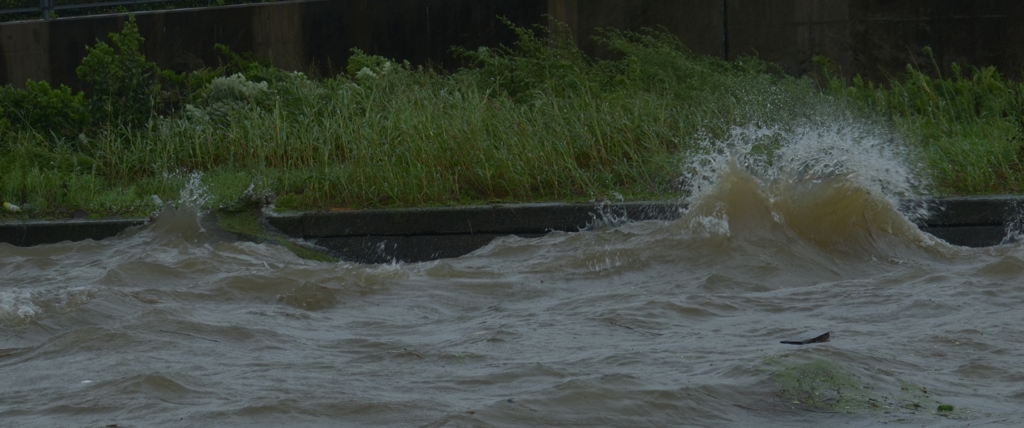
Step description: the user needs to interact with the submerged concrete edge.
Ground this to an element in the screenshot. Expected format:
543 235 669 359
0 218 148 247
1 196 1021 262
265 202 687 237
267 196 1022 263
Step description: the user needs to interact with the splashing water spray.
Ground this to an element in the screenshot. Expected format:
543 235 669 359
178 171 212 213
143 171 214 241
681 114 932 222
667 104 947 257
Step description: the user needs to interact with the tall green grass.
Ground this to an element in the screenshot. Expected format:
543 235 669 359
817 50 1024 194
1 21 814 217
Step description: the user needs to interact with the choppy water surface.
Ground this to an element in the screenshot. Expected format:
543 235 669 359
3 124 1023 427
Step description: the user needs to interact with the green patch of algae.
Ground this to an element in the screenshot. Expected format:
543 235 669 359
213 210 337 263
765 356 973 421
772 358 872 411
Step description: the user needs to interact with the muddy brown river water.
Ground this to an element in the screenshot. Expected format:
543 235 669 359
2 124 1023 427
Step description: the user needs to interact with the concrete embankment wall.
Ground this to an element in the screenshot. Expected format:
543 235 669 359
2 197 1020 263
2 0 1023 89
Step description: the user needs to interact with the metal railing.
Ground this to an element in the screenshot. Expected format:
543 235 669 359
0 0 225 20
2 0 186 20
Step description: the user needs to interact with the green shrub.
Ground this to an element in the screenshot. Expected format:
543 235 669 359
346 48 398 77
0 81 91 145
453 18 597 102
76 14 159 129
214 43 290 84
184 73 272 123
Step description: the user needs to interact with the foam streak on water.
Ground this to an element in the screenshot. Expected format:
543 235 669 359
2 122 1023 427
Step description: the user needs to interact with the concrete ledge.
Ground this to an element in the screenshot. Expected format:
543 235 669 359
269 196 1022 236
266 202 685 237
264 202 686 262
918 196 1022 226
2 197 1022 263
0 218 147 246
920 225 1009 248
266 197 1024 262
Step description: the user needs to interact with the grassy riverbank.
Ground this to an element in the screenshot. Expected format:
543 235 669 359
817 52 1024 195
2 18 1023 219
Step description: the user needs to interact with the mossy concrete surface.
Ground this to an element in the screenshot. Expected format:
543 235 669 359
2 197 1023 263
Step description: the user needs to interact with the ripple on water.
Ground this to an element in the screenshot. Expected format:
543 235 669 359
975 254 1024 278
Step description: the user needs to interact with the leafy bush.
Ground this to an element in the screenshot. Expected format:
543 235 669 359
76 14 159 129
184 73 271 123
345 48 398 78
214 43 290 84
0 80 90 144
454 18 597 102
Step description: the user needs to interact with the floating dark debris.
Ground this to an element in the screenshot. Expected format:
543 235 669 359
781 331 831 345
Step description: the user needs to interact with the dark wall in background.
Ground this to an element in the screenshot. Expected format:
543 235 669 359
0 0 544 89
1 0 1022 89
301 0 546 73
845 1 1024 80
552 0 1024 81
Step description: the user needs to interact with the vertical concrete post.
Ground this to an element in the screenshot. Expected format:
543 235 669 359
252 2 307 72
792 0 850 75
548 0 578 44
727 0 851 76
722 0 729 60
